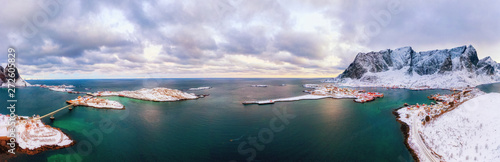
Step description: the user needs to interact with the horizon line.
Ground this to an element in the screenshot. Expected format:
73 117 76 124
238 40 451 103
26 77 335 81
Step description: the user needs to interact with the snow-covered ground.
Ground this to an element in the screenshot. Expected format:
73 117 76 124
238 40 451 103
0 115 73 150
243 85 382 105
188 86 212 91
0 115 10 137
88 88 198 102
36 84 76 92
48 87 73 92
90 91 120 96
396 89 500 161
327 67 500 89
119 88 198 101
68 96 124 109
0 77 31 87
303 84 320 88
421 93 500 161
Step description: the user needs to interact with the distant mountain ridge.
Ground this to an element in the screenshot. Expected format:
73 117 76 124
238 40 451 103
327 45 500 88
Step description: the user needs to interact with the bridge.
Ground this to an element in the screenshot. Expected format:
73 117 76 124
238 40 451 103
33 104 75 120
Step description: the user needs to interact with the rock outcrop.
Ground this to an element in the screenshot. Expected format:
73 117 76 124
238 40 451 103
0 65 30 87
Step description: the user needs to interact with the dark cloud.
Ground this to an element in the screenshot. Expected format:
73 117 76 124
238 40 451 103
221 27 269 54
274 31 327 60
332 0 500 50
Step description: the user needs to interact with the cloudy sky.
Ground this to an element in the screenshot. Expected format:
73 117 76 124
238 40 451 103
1 0 500 79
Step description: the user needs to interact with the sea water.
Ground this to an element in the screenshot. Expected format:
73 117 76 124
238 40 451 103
1 78 473 161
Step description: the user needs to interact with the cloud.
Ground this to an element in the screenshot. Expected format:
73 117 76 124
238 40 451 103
0 0 499 79
274 30 328 59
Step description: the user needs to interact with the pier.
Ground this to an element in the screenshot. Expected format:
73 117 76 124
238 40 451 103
33 104 75 120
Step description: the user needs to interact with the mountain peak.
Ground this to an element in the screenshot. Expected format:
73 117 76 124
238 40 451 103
332 45 499 87
327 45 500 88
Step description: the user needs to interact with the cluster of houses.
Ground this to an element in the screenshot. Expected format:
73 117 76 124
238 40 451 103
405 88 479 124
306 84 384 103
67 96 124 109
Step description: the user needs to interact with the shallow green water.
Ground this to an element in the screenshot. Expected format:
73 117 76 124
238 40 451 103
0 78 460 161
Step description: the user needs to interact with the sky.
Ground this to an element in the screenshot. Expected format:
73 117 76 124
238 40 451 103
1 0 500 79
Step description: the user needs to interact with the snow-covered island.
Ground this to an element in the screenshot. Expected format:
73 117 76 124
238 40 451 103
325 45 500 89
0 114 73 155
35 84 76 92
48 87 73 92
188 86 212 91
243 84 383 105
67 96 125 109
89 87 199 102
394 88 500 161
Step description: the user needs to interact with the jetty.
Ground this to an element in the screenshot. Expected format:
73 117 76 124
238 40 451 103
243 85 384 105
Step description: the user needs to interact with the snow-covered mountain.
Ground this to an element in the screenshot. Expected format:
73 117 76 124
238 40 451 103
0 65 30 87
326 45 500 88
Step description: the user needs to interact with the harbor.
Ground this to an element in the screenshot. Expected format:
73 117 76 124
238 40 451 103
394 87 483 161
243 84 384 105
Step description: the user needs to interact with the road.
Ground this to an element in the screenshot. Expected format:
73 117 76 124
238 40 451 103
412 115 440 162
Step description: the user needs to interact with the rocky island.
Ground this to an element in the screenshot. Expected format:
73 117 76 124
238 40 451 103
89 87 199 101
67 96 125 109
0 114 73 155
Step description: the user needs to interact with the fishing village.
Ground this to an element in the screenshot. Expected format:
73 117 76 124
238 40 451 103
394 87 483 161
243 84 384 105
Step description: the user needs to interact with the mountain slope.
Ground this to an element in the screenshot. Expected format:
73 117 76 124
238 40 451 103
326 45 500 88
0 65 30 87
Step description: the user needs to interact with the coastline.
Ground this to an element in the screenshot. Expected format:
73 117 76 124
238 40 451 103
88 88 199 102
14 126 75 155
392 88 483 162
1 115 75 156
0 126 74 159
244 85 383 105
392 107 420 162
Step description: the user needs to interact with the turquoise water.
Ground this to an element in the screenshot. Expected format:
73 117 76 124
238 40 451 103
477 82 500 93
1 78 459 161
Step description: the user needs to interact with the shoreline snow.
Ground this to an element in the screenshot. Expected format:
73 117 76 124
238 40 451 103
89 87 199 102
326 67 500 89
243 85 383 105
67 96 125 109
394 88 500 161
0 114 73 154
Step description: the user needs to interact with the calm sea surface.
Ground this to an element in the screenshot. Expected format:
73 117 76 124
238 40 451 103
4 79 496 161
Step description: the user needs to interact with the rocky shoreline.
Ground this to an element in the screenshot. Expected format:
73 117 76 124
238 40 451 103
0 127 74 159
392 107 420 162
392 88 483 162
15 126 75 155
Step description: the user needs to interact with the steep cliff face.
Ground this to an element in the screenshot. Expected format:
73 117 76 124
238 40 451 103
328 45 500 88
476 56 496 75
0 65 30 87
340 46 414 79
